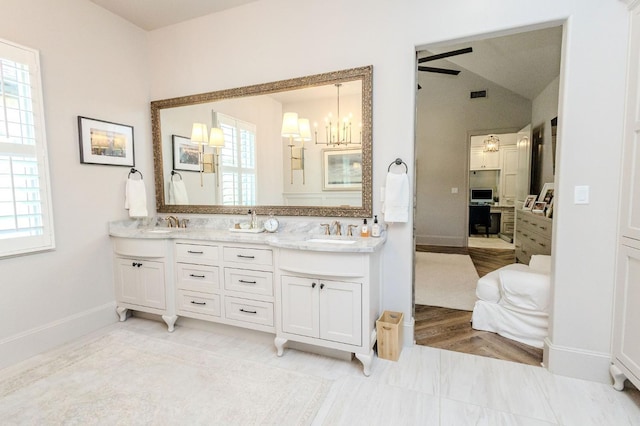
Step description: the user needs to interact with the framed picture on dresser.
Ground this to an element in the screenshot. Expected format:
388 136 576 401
539 183 554 205
523 195 537 210
532 201 547 214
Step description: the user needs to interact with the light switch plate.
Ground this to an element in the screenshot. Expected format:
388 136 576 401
575 185 589 204
451 187 458 194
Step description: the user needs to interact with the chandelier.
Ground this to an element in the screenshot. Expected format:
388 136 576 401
314 83 360 146
483 134 500 152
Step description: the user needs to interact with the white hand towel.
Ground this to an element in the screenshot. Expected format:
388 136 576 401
125 179 148 218
169 180 189 205
383 172 409 223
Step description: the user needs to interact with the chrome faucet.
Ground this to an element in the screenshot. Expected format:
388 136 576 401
165 216 179 227
332 221 342 236
320 223 330 235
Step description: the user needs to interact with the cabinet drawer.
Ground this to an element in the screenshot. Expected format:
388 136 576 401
175 243 219 265
176 264 219 293
177 290 221 317
224 297 274 327
224 268 273 297
223 246 273 269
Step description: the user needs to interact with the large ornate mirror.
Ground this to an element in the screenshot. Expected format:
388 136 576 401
151 66 372 217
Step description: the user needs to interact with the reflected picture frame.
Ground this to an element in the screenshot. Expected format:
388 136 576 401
172 135 200 172
78 116 134 166
322 148 363 191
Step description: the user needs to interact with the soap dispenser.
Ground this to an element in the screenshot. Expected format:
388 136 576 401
371 215 381 237
361 218 370 237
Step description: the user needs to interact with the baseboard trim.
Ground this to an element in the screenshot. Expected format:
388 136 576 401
403 316 415 346
0 302 117 370
416 235 465 247
544 337 612 384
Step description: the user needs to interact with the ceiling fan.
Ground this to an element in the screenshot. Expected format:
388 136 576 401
417 47 473 76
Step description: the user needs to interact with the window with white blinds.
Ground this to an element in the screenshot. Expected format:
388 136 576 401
215 112 256 206
0 39 54 258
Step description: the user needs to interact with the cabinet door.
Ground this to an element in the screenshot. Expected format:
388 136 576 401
470 148 485 170
484 150 501 169
138 260 166 310
318 280 362 345
501 147 518 204
613 243 640 383
281 275 319 338
114 258 140 305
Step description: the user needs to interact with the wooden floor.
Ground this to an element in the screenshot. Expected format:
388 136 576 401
414 244 543 366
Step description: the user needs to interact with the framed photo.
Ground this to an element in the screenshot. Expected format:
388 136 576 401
78 116 134 166
539 182 555 206
172 135 200 171
546 198 554 218
532 201 547 214
523 194 537 210
322 149 362 191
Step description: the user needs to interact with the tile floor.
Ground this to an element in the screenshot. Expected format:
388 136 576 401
7 317 640 425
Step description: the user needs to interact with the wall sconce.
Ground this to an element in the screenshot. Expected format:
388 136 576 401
282 112 306 184
208 127 225 187
191 122 209 187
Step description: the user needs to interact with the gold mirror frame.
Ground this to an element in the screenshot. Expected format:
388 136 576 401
151 66 372 217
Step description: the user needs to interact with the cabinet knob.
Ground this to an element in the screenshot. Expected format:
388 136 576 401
320 283 325 290
312 282 317 288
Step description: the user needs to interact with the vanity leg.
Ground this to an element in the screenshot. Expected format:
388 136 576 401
610 364 627 391
355 349 374 377
162 314 178 333
274 337 288 357
116 306 128 322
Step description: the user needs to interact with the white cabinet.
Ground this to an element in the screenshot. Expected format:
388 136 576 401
611 3 640 392
281 275 361 346
470 147 500 170
174 242 221 320
274 248 381 376
112 238 176 332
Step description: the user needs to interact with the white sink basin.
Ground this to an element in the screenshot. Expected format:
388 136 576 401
144 228 175 234
306 238 357 244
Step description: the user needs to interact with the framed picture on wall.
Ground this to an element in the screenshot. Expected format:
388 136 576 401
172 135 200 172
322 149 362 190
523 194 537 210
78 116 134 166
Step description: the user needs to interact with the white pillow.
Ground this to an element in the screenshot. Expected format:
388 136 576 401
499 269 550 312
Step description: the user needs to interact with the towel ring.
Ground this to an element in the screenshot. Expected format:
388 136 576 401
388 158 408 173
128 168 143 179
171 170 182 181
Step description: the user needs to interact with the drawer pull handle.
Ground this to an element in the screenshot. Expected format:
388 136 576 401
237 254 255 259
239 279 257 284
190 301 206 305
131 262 142 267
240 308 257 314
190 274 206 278
539 242 546 247
539 226 547 230
187 250 204 254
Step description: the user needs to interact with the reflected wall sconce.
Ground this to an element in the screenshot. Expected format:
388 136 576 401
191 122 224 187
282 112 306 184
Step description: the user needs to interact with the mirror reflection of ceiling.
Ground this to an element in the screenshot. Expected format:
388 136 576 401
417 26 562 100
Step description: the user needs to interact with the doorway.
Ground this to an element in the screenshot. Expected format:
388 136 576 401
413 24 563 365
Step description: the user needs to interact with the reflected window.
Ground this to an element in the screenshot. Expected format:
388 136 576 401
215 112 256 206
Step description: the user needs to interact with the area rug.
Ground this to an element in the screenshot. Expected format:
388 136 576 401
0 329 330 424
415 252 480 311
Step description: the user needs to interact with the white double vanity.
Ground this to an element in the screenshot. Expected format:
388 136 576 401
109 220 385 376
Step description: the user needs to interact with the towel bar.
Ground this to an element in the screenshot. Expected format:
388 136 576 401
388 158 408 173
128 168 143 179
171 170 182 181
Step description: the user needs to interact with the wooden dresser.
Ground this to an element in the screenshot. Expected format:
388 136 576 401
515 210 552 264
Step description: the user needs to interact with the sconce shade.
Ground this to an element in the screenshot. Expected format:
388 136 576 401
209 127 225 147
295 118 312 142
281 112 300 137
191 123 208 145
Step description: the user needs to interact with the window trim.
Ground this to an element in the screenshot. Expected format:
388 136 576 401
0 38 55 258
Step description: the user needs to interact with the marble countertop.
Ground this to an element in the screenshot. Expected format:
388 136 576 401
109 221 386 253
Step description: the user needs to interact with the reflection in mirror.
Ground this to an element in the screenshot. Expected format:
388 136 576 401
151 66 372 217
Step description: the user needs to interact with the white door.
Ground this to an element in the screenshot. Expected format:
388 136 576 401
281 275 319 338
139 260 166 310
318 279 362 345
501 146 518 205
114 258 141 305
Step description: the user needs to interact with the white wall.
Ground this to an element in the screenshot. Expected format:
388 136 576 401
0 0 630 384
416 61 532 246
0 0 150 368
